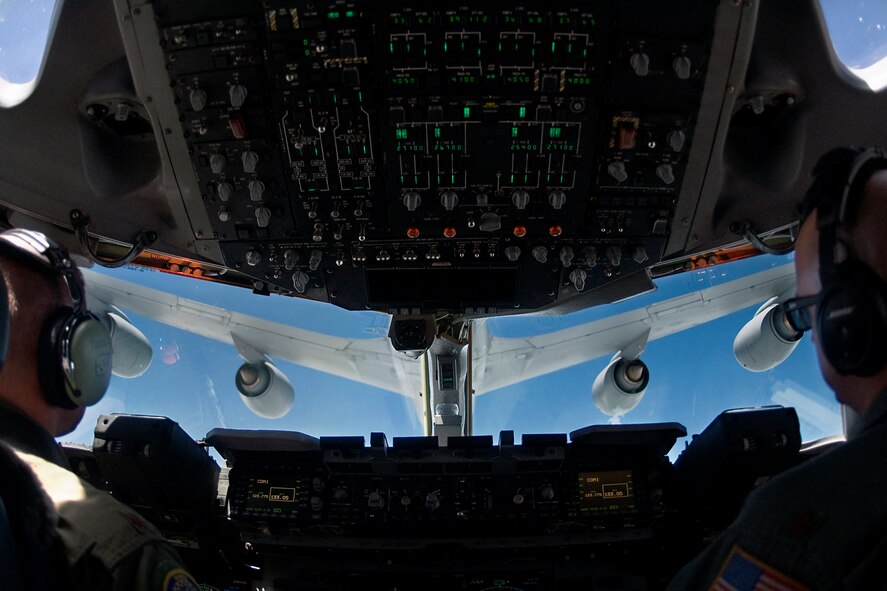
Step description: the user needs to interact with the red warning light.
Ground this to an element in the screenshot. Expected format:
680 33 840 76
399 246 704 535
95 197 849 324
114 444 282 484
513 225 527 238
407 227 420 239
443 227 457 238
549 225 563 237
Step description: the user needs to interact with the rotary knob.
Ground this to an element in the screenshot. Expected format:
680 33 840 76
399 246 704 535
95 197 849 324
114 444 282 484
505 245 521 262
292 270 310 294
656 164 675 185
532 246 548 264
606 245 622 267
511 190 530 210
583 246 598 268
513 493 525 506
254 206 271 228
333 487 348 502
570 269 587 292
189 88 207 112
673 56 692 80
402 191 421 212
479 212 501 232
559 246 574 268
245 249 261 267
283 249 298 271
218 209 231 222
667 130 686 153
217 182 233 202
548 190 567 210
209 153 227 174
425 492 441 511
229 83 248 108
308 249 323 272
367 491 385 509
241 150 259 174
476 193 489 206
540 486 556 501
440 190 459 211
607 161 628 183
632 245 649 264
248 180 265 201
630 52 650 76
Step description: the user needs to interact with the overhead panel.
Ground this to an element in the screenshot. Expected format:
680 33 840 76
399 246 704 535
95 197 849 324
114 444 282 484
136 0 731 314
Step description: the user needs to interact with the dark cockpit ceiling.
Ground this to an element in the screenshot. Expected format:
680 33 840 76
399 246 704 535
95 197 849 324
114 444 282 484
0 0 883 316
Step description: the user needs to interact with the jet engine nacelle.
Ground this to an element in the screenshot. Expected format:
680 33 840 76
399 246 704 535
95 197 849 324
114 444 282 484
101 311 153 378
733 299 802 372
235 360 294 419
592 356 650 416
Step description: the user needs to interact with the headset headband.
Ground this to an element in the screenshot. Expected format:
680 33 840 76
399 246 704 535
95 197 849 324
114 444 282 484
813 147 887 285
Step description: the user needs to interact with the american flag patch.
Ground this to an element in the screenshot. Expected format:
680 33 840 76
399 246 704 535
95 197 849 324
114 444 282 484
710 546 808 591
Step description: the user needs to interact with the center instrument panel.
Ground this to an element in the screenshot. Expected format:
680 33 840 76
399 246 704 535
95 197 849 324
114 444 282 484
134 0 727 313
68 409 802 590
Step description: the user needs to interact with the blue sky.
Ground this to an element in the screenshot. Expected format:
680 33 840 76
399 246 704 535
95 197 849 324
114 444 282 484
64 255 841 464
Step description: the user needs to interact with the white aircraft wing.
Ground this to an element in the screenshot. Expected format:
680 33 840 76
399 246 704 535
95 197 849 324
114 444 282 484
81 269 422 400
471 263 797 394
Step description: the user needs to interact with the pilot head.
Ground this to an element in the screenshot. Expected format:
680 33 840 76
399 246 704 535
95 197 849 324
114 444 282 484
792 148 887 415
0 230 111 437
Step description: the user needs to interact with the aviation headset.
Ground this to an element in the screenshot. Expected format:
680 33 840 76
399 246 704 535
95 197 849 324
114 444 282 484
0 229 112 408
803 146 887 376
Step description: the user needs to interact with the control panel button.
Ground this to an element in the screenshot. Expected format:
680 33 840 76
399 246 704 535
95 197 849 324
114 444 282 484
667 129 686 152
570 269 587 292
505 245 521 262
283 249 298 271
532 246 548 264
440 190 459 211
292 270 310 294
656 163 675 185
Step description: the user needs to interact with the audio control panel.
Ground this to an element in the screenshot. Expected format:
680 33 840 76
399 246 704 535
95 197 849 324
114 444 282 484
149 0 720 313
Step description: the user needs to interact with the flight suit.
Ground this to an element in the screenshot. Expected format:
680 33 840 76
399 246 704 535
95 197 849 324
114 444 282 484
0 402 200 591
667 390 887 590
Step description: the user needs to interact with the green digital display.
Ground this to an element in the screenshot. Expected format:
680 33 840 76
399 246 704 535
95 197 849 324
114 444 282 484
578 470 635 512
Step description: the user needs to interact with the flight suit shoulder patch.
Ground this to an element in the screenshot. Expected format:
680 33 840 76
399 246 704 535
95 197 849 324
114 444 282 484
709 545 808 591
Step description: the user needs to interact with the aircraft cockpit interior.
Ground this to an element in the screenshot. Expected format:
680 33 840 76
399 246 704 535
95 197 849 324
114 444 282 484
0 0 885 588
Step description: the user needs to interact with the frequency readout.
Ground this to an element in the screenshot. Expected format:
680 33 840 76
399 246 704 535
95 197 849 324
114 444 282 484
244 476 302 517
578 470 635 513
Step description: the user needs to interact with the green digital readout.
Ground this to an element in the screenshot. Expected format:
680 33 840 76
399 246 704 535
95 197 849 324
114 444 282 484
578 470 635 513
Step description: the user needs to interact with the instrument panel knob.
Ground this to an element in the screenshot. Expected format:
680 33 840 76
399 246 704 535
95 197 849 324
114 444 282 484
511 190 530 210
189 88 207 112
229 83 248 108
548 190 567 210
532 246 548 264
630 52 650 77
245 249 262 267
402 191 422 212
440 190 459 211
209 153 227 174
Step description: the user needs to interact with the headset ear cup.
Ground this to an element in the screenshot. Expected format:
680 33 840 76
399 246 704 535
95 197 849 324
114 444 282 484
817 263 887 376
38 308 75 409
38 309 113 408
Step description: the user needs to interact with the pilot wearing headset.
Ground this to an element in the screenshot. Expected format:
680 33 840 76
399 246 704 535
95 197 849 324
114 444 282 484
0 229 199 590
669 147 887 590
